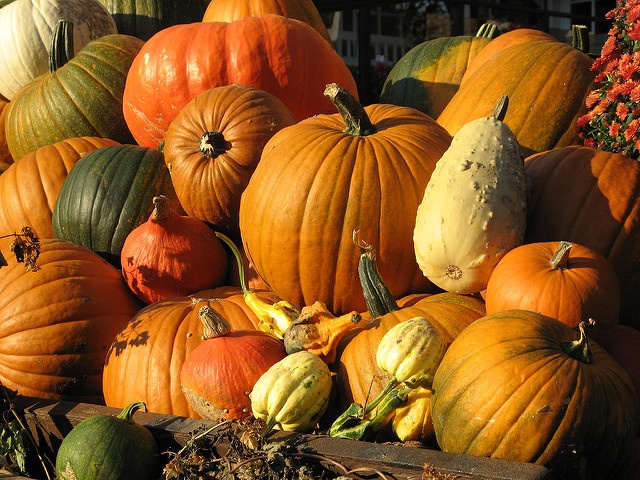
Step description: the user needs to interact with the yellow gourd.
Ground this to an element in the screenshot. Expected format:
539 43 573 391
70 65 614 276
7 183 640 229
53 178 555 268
413 96 528 294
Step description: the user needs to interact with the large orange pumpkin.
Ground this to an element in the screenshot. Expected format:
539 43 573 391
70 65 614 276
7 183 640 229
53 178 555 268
162 84 296 242
523 146 640 329
239 84 452 315
202 0 332 44
0 239 143 404
102 286 278 417
437 35 595 156
431 310 640 480
485 240 621 340
122 16 358 148
0 136 119 251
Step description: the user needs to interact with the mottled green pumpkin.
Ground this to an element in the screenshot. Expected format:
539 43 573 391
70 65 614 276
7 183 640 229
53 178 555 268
52 144 181 267
379 23 495 119
5 22 142 160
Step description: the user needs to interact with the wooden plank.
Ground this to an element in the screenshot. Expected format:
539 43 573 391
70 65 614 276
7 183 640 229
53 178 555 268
10 395 555 480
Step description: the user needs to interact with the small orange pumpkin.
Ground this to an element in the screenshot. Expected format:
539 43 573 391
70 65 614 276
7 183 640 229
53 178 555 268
485 240 621 339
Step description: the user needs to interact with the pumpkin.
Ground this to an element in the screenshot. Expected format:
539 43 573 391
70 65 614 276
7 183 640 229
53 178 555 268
485 240 621 339
202 0 332 44
180 305 287 420
0 238 143 403
336 241 486 443
162 84 297 242
379 22 496 118
0 0 117 100
55 401 160 480
52 144 181 268
122 16 359 148
97 0 209 40
120 195 228 304
437 33 596 157
431 311 640 480
250 350 333 433
460 27 558 84
523 145 640 329
239 84 452 315
102 286 279 417
414 96 527 294
0 136 119 252
5 22 143 160
599 324 640 405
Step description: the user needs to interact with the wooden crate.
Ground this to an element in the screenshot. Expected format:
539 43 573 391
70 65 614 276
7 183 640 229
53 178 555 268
8 395 555 480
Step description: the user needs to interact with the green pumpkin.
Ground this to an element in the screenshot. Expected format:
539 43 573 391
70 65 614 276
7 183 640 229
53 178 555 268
380 23 495 119
5 21 143 160
52 144 181 267
55 401 160 480
97 0 210 40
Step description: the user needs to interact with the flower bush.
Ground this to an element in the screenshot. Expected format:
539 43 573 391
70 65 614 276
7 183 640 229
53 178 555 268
577 0 640 159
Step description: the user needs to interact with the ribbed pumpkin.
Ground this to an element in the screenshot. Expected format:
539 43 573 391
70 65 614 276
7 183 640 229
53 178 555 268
379 23 495 119
162 84 296 242
120 195 228 304
239 84 452 315
0 0 117 100
122 16 358 148
431 310 640 480
0 239 143 403
180 305 286 420
523 145 640 329
52 144 181 268
0 136 119 252
5 23 143 160
437 34 596 156
600 324 640 403
485 240 621 340
202 0 332 44
97 0 209 40
102 287 278 417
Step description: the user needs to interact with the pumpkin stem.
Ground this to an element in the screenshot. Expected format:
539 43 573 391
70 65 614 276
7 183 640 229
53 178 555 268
324 83 377 136
49 20 74 73
549 241 572 270
475 22 497 39
215 231 300 339
571 24 590 54
561 318 595 364
117 401 147 423
199 131 232 158
198 305 231 339
353 230 399 319
492 95 509 122
151 195 172 221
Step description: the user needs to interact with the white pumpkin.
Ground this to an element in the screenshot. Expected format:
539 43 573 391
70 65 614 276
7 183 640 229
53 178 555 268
0 0 117 100
413 96 528 294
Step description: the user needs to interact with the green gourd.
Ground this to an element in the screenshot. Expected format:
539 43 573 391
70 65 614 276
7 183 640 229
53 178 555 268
413 96 528 294
55 401 160 480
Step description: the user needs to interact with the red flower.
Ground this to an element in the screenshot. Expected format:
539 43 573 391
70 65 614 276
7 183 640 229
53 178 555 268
617 102 630 119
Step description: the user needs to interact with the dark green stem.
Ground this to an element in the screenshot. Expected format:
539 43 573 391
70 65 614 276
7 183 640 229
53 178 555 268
49 20 73 73
561 319 595 364
117 401 147 423
216 231 249 296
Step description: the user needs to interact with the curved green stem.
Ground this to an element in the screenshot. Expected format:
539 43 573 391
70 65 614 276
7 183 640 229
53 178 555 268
215 231 249 295
117 401 147 423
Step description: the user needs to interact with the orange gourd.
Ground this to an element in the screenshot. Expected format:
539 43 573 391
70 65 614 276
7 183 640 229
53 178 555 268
120 195 228 304
485 240 621 339
180 305 286 420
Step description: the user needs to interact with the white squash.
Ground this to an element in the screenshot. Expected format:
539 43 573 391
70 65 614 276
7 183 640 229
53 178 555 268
413 96 527 294
0 0 117 100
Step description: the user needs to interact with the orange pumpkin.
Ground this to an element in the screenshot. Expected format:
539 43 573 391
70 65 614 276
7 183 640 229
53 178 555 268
120 195 228 304
202 0 332 44
239 84 452 315
102 286 279 417
162 84 297 242
600 324 640 405
524 146 640 329
123 16 358 148
485 240 621 339
0 136 119 251
0 239 143 403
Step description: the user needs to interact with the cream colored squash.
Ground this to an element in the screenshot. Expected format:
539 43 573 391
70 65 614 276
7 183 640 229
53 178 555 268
413 96 527 294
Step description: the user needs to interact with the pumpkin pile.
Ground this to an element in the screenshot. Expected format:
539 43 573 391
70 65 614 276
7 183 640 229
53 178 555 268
1 1 640 479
